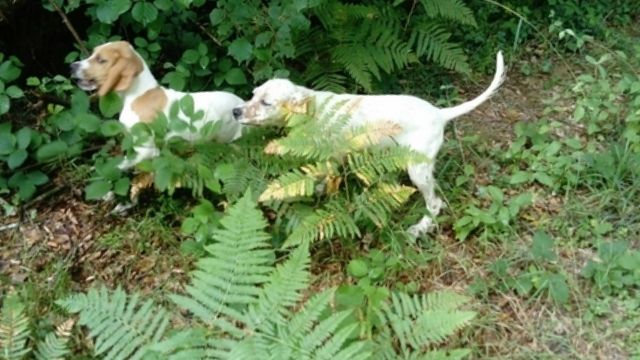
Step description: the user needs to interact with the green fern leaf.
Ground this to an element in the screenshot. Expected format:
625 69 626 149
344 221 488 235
170 192 273 334
57 287 170 360
420 0 477 26
284 199 360 247
378 292 475 354
249 241 311 328
0 293 30 360
312 322 363 359
146 328 207 359
348 147 427 186
409 22 470 73
281 289 335 342
355 183 416 227
34 319 74 360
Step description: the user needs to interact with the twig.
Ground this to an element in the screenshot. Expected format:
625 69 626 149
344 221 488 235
47 0 88 56
0 223 19 232
403 0 418 32
197 23 223 47
22 185 67 210
28 90 70 107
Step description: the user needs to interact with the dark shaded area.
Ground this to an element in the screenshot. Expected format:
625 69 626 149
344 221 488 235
0 0 89 77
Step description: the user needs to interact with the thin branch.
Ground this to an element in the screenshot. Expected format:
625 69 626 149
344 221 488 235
198 23 223 47
47 0 88 56
28 90 70 107
0 223 18 232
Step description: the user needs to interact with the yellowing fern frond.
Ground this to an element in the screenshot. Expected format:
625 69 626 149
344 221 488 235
265 140 284 155
259 171 316 202
301 161 339 178
346 121 403 150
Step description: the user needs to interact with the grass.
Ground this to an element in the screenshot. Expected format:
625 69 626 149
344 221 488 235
2 25 640 360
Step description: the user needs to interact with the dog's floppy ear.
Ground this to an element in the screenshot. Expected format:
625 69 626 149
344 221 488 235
98 49 143 97
282 90 311 115
291 86 310 104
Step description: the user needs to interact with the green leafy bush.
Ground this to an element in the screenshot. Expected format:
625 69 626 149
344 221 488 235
1 89 124 205
49 0 478 94
0 53 24 116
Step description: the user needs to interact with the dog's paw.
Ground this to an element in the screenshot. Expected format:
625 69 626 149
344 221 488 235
117 160 134 171
407 216 436 238
110 202 135 215
102 191 116 202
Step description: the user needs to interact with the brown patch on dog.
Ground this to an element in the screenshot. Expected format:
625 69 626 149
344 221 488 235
131 87 167 123
83 41 143 96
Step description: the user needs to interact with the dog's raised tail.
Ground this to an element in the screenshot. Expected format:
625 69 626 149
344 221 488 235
439 51 505 122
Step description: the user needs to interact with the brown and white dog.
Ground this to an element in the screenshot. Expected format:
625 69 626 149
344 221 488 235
71 41 244 169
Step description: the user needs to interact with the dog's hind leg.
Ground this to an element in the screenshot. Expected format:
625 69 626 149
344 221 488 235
407 162 443 237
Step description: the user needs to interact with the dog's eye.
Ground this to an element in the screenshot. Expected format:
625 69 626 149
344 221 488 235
260 100 271 106
96 56 107 64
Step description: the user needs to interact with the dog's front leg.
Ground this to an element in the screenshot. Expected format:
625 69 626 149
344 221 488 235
118 141 160 170
407 162 444 237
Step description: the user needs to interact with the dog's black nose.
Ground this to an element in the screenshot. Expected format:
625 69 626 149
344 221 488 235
70 62 80 74
232 107 243 119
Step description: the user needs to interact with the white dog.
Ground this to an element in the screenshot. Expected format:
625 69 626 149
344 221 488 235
232 52 506 236
71 41 244 169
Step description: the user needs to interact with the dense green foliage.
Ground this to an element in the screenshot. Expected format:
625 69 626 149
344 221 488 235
1 0 640 358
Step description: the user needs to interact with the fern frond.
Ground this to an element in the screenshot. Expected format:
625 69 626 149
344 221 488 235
0 293 30 360
311 72 349 93
259 170 317 202
33 319 74 360
355 183 416 227
57 287 170 359
420 0 477 26
282 289 335 341
345 121 403 150
314 2 379 29
219 159 267 199
249 241 311 329
409 22 470 74
348 147 427 186
170 193 273 335
146 328 207 359
274 289 371 360
332 44 377 91
264 100 353 160
284 199 360 247
377 292 475 354
301 161 340 178
310 322 362 359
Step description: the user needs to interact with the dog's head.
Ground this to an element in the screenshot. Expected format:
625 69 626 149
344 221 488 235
70 41 143 97
232 78 310 126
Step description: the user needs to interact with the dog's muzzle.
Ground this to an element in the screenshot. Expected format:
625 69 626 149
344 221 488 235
70 61 97 91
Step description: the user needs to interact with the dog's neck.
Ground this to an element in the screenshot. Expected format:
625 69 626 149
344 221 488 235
119 60 159 102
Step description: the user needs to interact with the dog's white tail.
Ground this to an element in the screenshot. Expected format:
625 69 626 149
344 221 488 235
439 51 506 122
